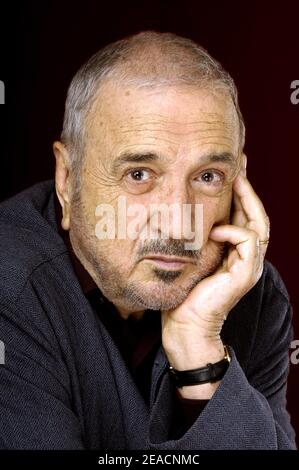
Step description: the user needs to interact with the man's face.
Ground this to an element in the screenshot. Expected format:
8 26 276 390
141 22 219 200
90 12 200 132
69 81 240 315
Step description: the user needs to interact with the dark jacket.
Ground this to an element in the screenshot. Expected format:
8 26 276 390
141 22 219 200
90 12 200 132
0 181 296 449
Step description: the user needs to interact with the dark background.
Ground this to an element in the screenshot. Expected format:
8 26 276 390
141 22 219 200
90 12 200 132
0 0 298 445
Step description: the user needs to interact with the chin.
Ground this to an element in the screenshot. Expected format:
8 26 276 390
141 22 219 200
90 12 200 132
122 281 192 311
89 239 226 313
122 267 212 311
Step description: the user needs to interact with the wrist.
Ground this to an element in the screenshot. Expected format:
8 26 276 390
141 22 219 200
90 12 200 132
165 338 225 371
168 344 231 399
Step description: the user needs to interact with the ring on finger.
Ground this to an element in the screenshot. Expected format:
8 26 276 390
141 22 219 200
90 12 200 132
257 238 270 247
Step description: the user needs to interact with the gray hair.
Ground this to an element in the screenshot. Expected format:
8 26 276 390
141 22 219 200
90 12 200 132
60 31 245 189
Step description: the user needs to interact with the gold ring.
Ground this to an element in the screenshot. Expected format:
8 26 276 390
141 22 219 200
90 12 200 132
259 238 270 245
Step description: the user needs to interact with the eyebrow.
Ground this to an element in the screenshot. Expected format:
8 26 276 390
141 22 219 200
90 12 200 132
112 152 159 173
111 151 237 173
201 152 237 167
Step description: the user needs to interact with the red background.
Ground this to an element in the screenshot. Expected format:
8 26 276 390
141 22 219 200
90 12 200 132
0 0 298 446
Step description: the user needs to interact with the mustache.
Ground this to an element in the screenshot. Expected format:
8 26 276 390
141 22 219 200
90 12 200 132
136 238 200 260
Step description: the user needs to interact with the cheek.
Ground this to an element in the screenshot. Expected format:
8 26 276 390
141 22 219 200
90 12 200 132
94 239 137 275
202 192 233 237
79 184 120 233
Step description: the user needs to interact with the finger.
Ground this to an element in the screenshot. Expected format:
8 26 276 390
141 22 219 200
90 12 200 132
231 190 248 227
210 225 264 282
241 153 247 177
233 173 270 240
229 153 247 227
210 224 258 261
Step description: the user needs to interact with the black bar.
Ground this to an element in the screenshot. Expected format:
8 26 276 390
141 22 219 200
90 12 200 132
0 450 298 467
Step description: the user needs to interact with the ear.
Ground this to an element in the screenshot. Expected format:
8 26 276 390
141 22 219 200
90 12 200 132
53 141 71 231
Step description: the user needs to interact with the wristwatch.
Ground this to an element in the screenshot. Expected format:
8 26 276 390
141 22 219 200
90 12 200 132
168 345 231 388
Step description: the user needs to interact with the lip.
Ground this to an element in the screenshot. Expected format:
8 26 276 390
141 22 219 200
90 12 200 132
141 255 193 270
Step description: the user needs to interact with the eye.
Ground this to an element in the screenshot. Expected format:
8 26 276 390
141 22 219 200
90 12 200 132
126 168 152 182
122 167 156 194
197 170 224 185
192 169 226 196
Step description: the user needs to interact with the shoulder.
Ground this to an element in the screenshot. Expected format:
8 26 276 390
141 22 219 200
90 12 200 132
262 259 290 303
0 181 67 305
257 258 292 334
255 259 292 333
242 258 291 315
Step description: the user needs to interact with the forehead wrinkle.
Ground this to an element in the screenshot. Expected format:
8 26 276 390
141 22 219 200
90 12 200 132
109 117 238 142
108 127 238 162
90 81 241 139
112 130 236 150
105 107 234 121
114 118 234 128
107 107 236 125
89 124 238 161
187 135 236 143
116 126 235 137
90 92 239 159
113 135 186 148
112 116 235 130
112 121 237 144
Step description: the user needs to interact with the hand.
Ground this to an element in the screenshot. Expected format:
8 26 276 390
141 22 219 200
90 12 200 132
161 161 270 384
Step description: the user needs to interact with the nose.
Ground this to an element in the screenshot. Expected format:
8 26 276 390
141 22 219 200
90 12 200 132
148 179 200 242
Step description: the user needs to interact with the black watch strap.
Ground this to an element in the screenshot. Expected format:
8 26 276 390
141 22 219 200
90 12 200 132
168 345 231 388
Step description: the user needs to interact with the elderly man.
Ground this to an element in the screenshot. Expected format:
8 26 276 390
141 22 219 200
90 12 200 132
0 31 296 450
